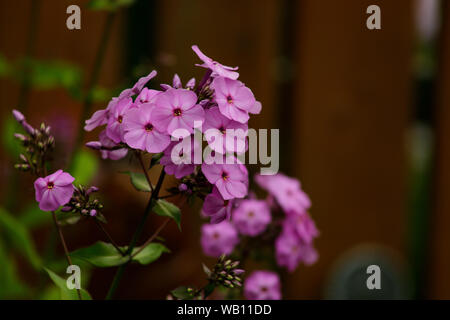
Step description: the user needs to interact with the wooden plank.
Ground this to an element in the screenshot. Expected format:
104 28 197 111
288 0 413 298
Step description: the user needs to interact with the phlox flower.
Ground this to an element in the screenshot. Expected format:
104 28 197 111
118 70 158 99
106 97 135 143
135 88 161 105
203 107 248 154
255 173 311 215
159 140 197 179
283 212 319 245
160 74 196 91
152 88 205 136
191 45 239 80
202 187 234 224
232 199 271 236
99 130 128 160
201 162 248 200
200 221 239 257
34 170 75 212
210 77 256 124
244 271 281 300
122 103 170 153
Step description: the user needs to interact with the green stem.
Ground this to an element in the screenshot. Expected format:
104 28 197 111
72 11 116 154
105 168 166 299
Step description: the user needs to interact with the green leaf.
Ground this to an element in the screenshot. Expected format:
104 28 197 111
70 242 127 268
171 286 194 300
123 171 151 192
131 243 169 265
44 268 92 300
0 207 41 270
87 0 135 11
150 152 164 168
70 149 99 185
153 199 181 230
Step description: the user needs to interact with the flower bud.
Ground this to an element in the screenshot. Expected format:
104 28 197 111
12 110 25 123
85 141 102 150
89 209 97 217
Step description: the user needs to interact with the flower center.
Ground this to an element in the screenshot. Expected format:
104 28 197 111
173 108 182 117
145 123 153 132
118 115 123 123
219 126 226 134
247 211 254 218
226 95 233 104
260 286 268 292
47 182 54 189
212 232 220 239
221 171 229 181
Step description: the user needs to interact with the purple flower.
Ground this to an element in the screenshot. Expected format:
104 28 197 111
211 77 256 124
135 88 161 105
232 199 271 236
152 88 205 136
201 162 248 200
106 97 135 143
192 45 239 80
203 107 248 154
159 140 197 179
84 109 108 132
244 271 281 300
122 103 171 153
202 187 234 223
99 130 128 160
119 70 158 99
34 170 75 212
283 212 319 245
255 173 311 215
200 221 239 257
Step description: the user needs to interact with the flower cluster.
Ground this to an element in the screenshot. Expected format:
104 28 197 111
206 255 244 289
199 173 319 300
61 185 105 219
12 110 55 176
85 45 262 223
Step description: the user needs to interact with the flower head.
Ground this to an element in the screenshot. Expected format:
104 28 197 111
244 271 281 300
255 173 311 215
202 187 234 223
203 107 248 154
34 170 75 211
201 162 248 200
201 221 239 257
122 103 171 153
192 45 239 80
152 88 205 136
211 77 256 124
232 199 271 236
283 212 319 245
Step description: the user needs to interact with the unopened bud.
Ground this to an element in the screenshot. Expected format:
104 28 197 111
89 209 97 217
12 110 25 123
85 141 102 150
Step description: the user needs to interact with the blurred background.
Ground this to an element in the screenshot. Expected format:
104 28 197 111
0 0 449 299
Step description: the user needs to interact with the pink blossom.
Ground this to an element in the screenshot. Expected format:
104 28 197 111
159 140 197 179
255 173 311 215
201 162 248 200
210 77 256 124
202 187 234 223
119 70 158 99
99 130 128 160
203 107 248 154
232 199 271 236
34 170 75 212
200 221 239 257
283 212 319 245
152 88 205 136
135 88 161 105
244 271 281 300
122 103 170 153
106 97 135 143
191 45 239 80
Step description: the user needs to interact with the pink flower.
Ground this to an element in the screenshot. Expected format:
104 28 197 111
232 199 271 236
200 221 239 257
244 271 281 300
34 170 75 212
275 228 318 272
201 162 248 200
255 173 311 215
283 212 319 245
119 70 158 99
210 77 256 124
203 107 248 154
202 187 234 223
122 103 170 153
99 130 128 160
84 109 108 132
106 97 135 143
159 140 197 179
152 88 205 136
135 88 161 105
192 45 239 80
